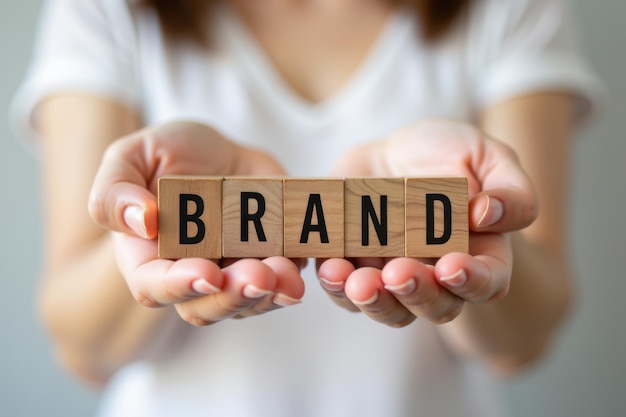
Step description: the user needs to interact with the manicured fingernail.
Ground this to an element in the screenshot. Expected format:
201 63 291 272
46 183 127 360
192 279 220 295
476 196 504 229
352 291 380 306
439 269 467 287
272 293 302 307
384 278 417 295
319 277 345 292
242 284 273 299
123 206 147 238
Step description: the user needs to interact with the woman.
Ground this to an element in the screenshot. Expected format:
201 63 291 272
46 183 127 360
13 0 598 415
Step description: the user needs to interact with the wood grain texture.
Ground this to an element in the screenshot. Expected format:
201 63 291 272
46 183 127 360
405 177 468 257
283 178 344 258
158 176 222 259
222 178 284 257
344 178 405 257
157 176 468 259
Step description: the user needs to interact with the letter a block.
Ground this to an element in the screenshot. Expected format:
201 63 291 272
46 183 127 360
405 177 468 258
283 178 344 258
345 178 405 257
222 178 284 258
158 176 222 259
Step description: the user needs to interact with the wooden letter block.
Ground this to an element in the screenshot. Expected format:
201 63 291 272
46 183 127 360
283 178 344 258
344 178 405 257
405 177 468 258
158 176 222 259
222 178 284 257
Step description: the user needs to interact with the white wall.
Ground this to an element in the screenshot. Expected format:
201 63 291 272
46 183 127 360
499 1 626 415
1 1 624 416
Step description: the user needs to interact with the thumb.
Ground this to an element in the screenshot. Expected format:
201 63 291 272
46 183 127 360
469 142 539 233
89 182 158 239
88 137 158 239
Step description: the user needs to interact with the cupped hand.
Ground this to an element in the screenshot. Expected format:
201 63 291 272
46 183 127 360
317 120 538 327
89 121 304 325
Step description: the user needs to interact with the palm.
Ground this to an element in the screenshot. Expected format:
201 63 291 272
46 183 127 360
317 121 536 326
91 121 304 325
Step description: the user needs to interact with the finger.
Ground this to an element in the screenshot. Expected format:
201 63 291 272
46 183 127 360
381 258 464 323
343 267 416 328
113 233 224 307
435 233 512 304
175 258 279 326
316 258 360 312
471 140 539 233
237 257 305 317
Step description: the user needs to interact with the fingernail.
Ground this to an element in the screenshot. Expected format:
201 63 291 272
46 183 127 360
439 269 467 287
319 277 345 292
272 293 302 307
476 196 504 229
242 284 273 299
123 206 148 238
192 279 220 295
384 278 417 295
352 291 380 306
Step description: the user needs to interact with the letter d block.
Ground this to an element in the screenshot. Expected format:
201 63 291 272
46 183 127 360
405 178 468 258
223 178 283 258
345 178 405 257
158 176 222 259
284 178 344 258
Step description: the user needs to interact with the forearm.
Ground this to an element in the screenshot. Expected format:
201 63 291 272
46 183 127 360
36 95 175 383
40 234 173 384
438 233 572 373
436 93 578 373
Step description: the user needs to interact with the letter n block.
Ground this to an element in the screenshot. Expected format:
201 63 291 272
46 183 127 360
345 178 405 257
405 177 468 258
158 176 222 259
284 178 344 258
222 178 283 258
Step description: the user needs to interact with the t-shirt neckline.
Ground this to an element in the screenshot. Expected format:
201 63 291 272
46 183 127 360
218 6 413 126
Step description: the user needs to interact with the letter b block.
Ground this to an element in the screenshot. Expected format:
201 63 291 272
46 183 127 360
158 176 222 259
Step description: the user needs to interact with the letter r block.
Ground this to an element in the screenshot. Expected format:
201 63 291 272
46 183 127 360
405 177 468 258
222 178 284 258
345 178 405 257
284 178 344 258
158 176 222 259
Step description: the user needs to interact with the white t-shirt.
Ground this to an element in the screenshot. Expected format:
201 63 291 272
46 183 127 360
13 0 599 416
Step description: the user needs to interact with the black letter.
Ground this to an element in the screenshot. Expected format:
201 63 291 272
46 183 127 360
179 194 205 245
361 195 388 246
241 192 267 242
300 194 329 244
426 194 452 245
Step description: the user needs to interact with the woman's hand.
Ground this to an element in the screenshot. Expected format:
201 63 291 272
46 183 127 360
89 121 305 326
317 120 538 327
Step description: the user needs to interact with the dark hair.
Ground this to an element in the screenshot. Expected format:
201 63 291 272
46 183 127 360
140 0 474 45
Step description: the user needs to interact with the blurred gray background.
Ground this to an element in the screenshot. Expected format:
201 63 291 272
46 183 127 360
1 1 624 416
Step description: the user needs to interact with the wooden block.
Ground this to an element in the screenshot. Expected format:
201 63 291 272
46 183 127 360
344 178 405 257
283 178 344 258
158 176 222 259
222 178 284 258
405 177 468 258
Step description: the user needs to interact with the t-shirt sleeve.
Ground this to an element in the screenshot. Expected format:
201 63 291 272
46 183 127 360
10 0 140 144
471 0 602 118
